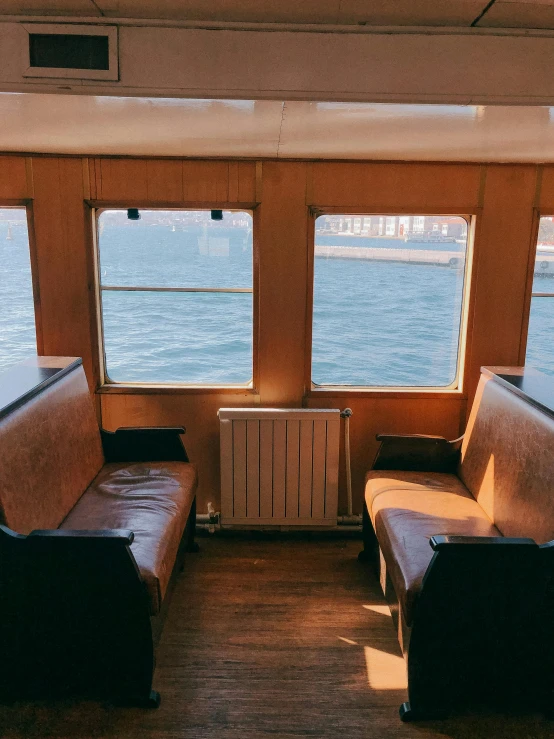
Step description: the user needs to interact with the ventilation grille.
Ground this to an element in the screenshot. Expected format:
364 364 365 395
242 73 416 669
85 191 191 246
29 34 109 71
22 25 118 80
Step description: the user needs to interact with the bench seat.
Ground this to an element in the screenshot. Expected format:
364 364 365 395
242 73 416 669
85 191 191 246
360 367 554 720
61 461 198 615
0 357 198 706
365 470 500 625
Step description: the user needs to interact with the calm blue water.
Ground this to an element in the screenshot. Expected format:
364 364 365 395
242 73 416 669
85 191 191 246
0 216 36 372
1 217 553 383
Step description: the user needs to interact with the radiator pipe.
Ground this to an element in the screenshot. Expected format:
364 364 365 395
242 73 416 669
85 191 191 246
340 408 354 518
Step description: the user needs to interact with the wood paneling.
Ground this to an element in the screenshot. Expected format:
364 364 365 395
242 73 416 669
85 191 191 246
97 158 149 201
87 158 257 204
146 159 184 201
257 161 309 405
538 165 554 210
30 157 98 390
0 154 544 516
0 155 29 200
463 165 539 407
311 162 483 210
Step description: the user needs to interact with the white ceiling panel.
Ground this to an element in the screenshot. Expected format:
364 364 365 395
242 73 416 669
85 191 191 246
0 0 99 15
1 93 554 162
0 94 283 156
479 1 554 28
278 102 554 161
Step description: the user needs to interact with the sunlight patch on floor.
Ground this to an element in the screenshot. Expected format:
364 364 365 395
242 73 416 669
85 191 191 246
364 646 407 690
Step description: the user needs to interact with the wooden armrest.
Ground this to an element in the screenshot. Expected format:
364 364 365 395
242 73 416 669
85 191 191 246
430 534 536 550
101 427 189 463
28 528 134 544
372 433 463 473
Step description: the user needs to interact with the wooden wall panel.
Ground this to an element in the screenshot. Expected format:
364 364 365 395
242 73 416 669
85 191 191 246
463 165 539 406
257 162 309 405
311 162 483 210
539 165 554 210
0 155 29 200
97 159 149 201
31 157 98 389
88 159 257 205
146 159 184 202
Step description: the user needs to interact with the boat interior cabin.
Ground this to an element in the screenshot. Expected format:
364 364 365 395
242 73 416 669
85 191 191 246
2 1 554 737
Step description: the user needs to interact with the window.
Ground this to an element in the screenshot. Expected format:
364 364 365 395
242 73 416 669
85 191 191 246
0 208 36 372
526 216 554 376
311 214 469 388
97 209 253 385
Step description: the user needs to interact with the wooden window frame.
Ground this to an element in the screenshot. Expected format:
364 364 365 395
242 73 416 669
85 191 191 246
92 204 259 394
304 206 476 398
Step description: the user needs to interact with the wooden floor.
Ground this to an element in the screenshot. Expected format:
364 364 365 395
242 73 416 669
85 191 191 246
0 534 552 738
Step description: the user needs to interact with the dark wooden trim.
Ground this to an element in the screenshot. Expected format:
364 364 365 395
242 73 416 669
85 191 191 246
0 359 82 421
101 426 190 462
483 366 554 419
0 523 155 705
29 528 135 544
372 433 463 473
404 536 550 718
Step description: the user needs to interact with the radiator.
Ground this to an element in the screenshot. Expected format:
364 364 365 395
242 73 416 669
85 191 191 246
218 408 340 527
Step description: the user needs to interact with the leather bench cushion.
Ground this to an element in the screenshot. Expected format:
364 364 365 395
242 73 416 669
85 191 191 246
365 470 501 625
60 461 198 615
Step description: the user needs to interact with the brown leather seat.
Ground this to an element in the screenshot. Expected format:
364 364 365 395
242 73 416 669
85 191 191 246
365 470 501 625
61 461 198 615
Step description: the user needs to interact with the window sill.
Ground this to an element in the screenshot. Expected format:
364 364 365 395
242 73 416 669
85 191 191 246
97 383 259 396
307 386 466 400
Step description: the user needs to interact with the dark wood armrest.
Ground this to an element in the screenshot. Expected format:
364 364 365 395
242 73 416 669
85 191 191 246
430 534 536 550
372 433 463 473
28 528 134 544
101 427 189 463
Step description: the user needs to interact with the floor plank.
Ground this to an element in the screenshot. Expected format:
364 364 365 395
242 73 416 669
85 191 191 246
0 534 552 738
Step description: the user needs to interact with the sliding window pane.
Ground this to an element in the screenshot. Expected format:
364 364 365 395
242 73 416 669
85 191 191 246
102 291 253 384
0 209 36 372
312 215 469 387
526 218 554 376
527 298 554 376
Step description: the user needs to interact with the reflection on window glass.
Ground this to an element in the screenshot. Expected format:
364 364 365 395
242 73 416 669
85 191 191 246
312 215 469 387
0 208 36 372
526 217 554 376
97 209 253 384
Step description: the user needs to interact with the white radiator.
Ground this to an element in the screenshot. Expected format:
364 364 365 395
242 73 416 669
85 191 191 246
218 408 340 527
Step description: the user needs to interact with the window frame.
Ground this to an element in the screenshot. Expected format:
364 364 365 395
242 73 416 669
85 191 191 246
93 205 259 392
521 210 554 372
305 208 475 397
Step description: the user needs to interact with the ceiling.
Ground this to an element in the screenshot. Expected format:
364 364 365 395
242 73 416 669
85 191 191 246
2 0 554 30
2 93 554 161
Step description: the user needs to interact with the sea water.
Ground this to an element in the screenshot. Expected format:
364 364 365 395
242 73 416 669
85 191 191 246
1 221 553 382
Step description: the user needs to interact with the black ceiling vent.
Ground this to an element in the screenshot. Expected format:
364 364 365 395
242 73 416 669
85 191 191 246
29 33 109 71
23 25 118 80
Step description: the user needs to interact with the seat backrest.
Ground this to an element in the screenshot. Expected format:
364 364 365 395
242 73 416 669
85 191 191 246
0 363 104 534
459 373 554 544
